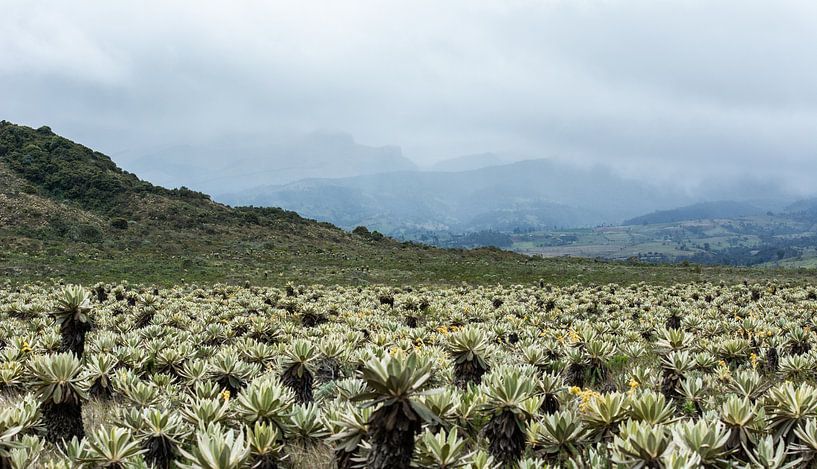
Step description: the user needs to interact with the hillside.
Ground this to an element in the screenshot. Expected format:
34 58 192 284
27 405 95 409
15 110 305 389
0 122 537 285
623 201 765 225
0 121 813 286
782 198 817 224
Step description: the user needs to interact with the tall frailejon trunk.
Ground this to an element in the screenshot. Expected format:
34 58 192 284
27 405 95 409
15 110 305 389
454 359 487 388
666 314 681 330
541 394 560 414
95 286 108 302
792 341 811 355
144 435 177 469
335 449 357 469
135 310 154 329
724 427 752 463
589 359 609 386
60 322 91 357
316 358 341 382
282 369 313 403
43 401 84 443
368 406 421 469
485 410 526 466
250 456 278 469
566 363 585 388
661 371 681 401
90 379 112 400
765 347 779 373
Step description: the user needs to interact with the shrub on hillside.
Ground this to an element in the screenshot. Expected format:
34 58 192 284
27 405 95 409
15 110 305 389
110 218 128 230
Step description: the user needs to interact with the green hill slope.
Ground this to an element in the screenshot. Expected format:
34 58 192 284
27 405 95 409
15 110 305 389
623 201 764 225
0 121 812 286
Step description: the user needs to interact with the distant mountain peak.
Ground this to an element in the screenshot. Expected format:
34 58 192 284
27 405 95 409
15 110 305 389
429 152 528 172
120 130 416 193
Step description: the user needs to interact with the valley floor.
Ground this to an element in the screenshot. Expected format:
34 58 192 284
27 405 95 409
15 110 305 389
508 215 817 268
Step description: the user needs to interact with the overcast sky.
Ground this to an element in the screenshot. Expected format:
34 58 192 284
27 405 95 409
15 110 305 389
2 0 817 193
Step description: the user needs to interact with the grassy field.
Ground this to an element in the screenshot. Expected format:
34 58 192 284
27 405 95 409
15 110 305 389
5 226 817 288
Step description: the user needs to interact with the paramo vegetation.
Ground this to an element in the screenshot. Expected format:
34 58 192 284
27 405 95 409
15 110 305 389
2 280 817 468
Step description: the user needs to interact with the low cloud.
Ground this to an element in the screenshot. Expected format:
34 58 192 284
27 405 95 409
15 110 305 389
1 0 816 194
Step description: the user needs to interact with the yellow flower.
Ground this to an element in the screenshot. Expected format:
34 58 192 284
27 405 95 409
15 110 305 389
750 353 758 370
569 386 581 395
716 360 732 381
577 389 601 412
20 341 32 353
220 390 230 402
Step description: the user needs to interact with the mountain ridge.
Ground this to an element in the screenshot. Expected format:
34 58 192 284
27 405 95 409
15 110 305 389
221 159 687 233
121 131 417 194
428 152 524 172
